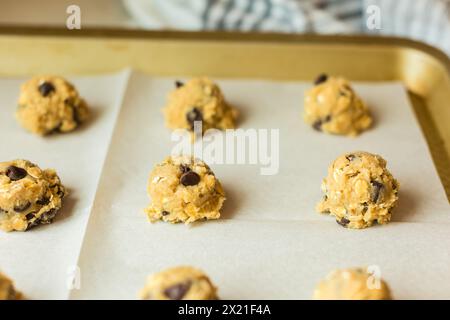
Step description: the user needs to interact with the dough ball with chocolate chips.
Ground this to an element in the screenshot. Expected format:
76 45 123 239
16 75 89 135
0 159 67 232
139 266 218 300
144 155 225 224
304 74 372 136
316 151 399 229
313 267 392 300
163 77 237 135
0 272 22 300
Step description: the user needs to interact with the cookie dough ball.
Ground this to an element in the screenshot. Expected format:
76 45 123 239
304 74 372 136
163 77 237 135
0 160 66 232
145 155 225 224
316 152 399 229
313 268 392 300
16 75 89 135
0 272 22 300
139 266 218 300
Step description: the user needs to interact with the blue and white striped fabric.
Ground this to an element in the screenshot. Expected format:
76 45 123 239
366 0 450 54
123 0 450 55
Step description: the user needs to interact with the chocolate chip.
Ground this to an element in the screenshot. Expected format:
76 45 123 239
370 181 384 203
25 209 57 229
38 82 55 97
163 281 191 300
6 166 27 181
337 217 350 227
65 100 81 125
31 209 57 227
162 211 170 216
314 73 328 85
186 108 203 129
14 201 31 212
25 212 36 221
175 81 184 88
346 154 356 161
180 171 200 186
72 106 81 125
180 164 191 174
312 115 332 131
312 119 322 131
49 124 63 134
41 209 57 223
36 197 50 205
52 185 65 197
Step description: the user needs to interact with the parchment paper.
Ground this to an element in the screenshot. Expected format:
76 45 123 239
0 70 130 299
70 72 450 299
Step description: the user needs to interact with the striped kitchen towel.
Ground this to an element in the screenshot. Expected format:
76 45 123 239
123 0 450 55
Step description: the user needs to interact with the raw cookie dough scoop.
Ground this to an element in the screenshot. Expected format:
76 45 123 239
163 77 237 136
313 267 392 300
0 159 67 232
139 266 218 300
304 74 372 136
316 151 399 229
0 272 22 300
144 155 225 224
16 75 89 135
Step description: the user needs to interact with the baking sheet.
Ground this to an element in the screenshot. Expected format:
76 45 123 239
70 72 450 299
0 70 130 299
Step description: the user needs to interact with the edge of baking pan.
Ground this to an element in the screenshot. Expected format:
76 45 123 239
0 25 446 61
0 26 447 65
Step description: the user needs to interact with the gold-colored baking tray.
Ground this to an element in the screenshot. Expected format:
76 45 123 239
0 26 449 201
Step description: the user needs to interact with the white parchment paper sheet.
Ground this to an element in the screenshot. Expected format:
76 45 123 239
71 72 450 299
0 71 130 299
72 220 450 299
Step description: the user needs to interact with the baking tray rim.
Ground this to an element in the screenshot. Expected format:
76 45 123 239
0 25 448 70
